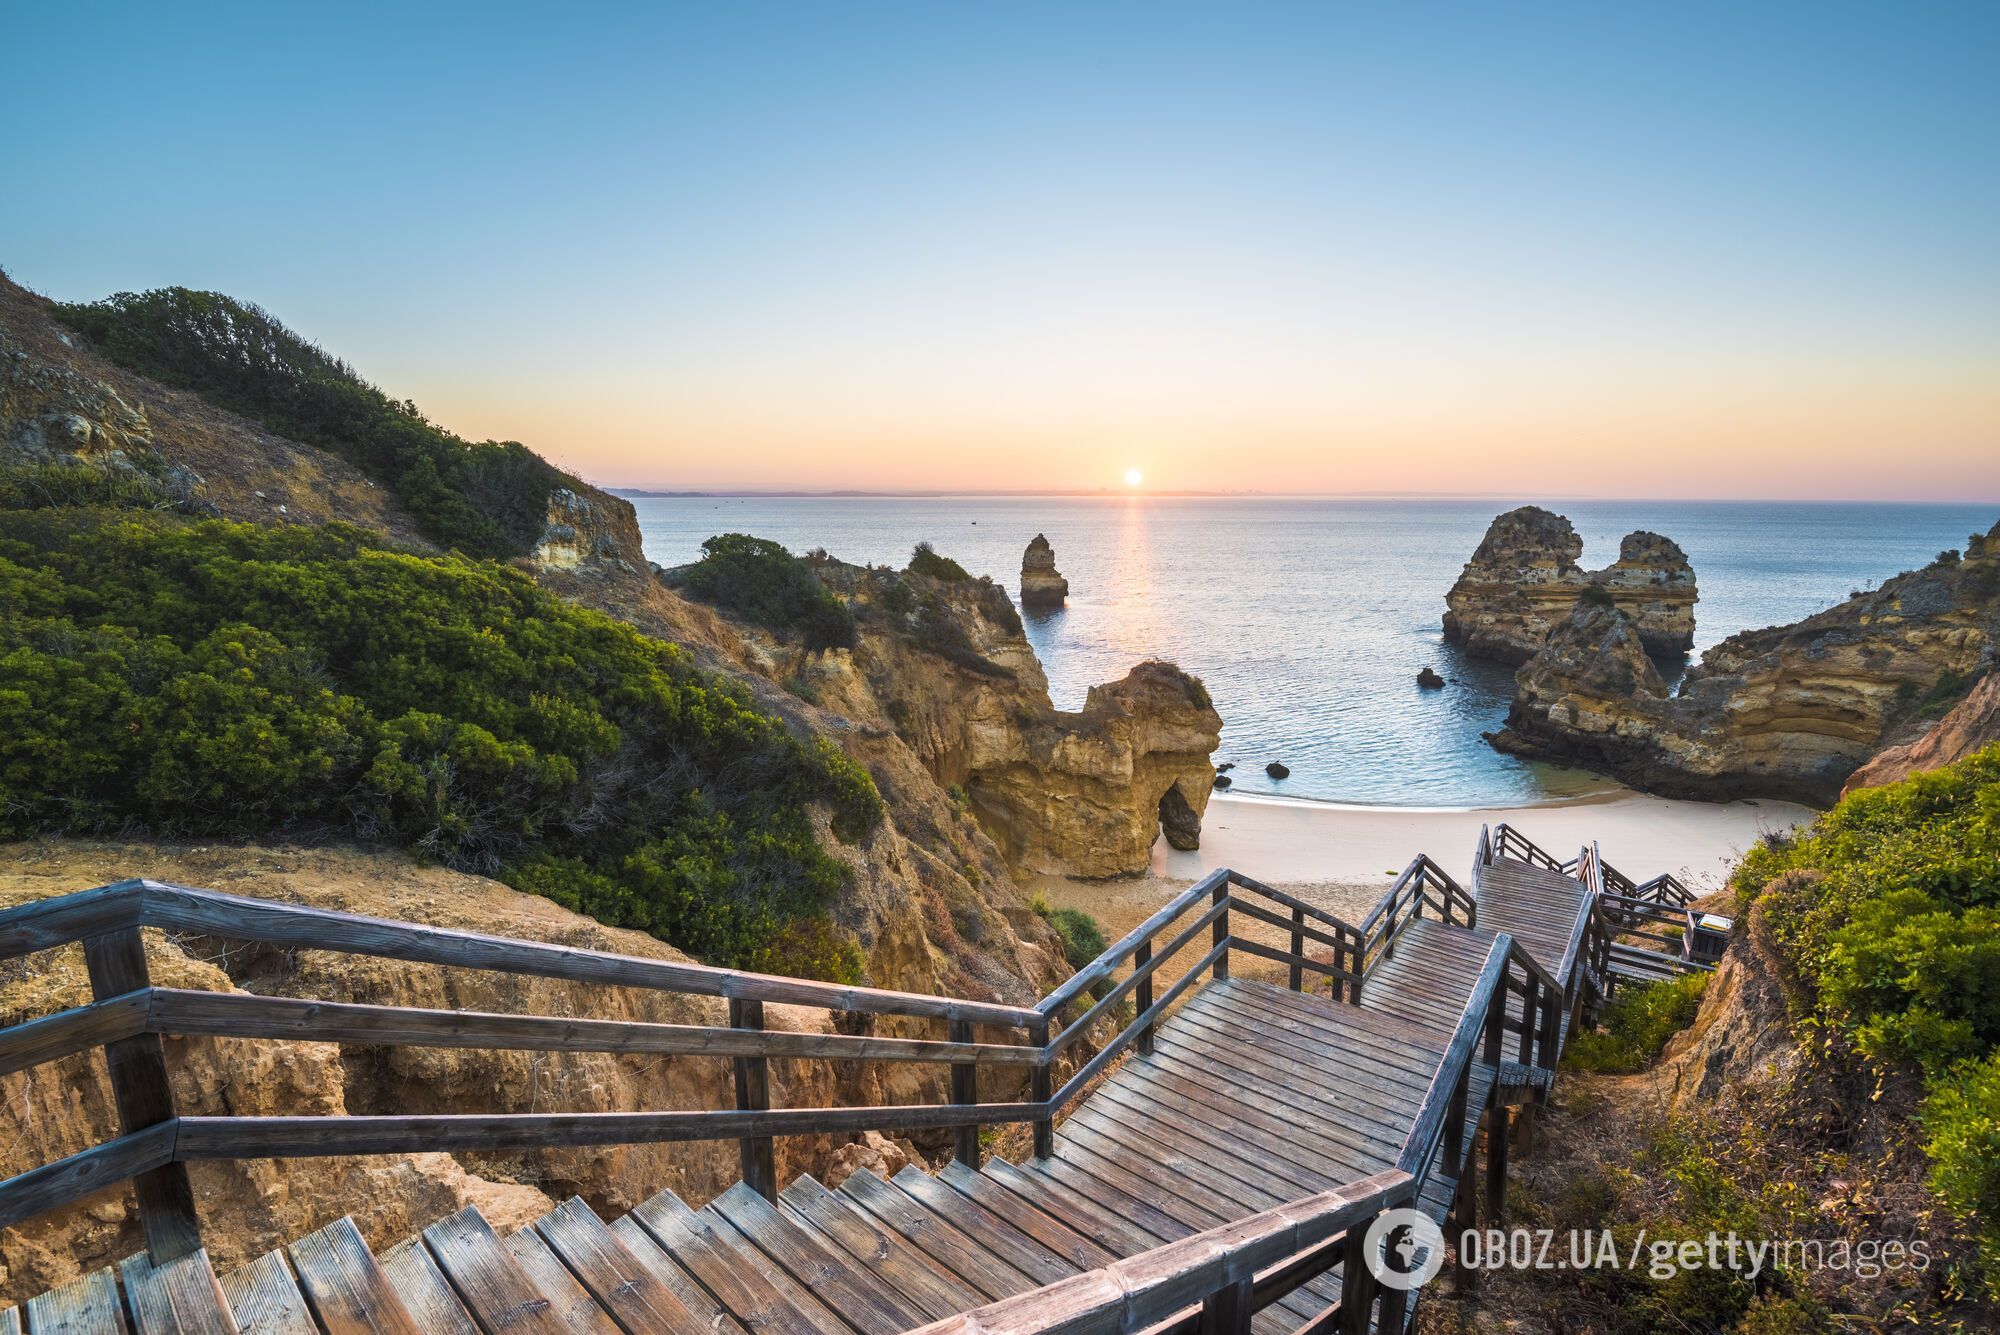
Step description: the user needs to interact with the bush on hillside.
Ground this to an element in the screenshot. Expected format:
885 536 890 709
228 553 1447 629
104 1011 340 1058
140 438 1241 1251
0 512 881 978
908 541 973 582
676 533 858 653
1033 901 1113 1000
1565 972 1709 1073
54 288 569 557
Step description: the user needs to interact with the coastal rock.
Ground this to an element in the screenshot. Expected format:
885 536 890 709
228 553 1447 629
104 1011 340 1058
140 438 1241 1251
1019 533 1069 607
1842 670 2000 794
1443 506 1697 665
1417 667 1446 689
1493 525 2000 804
1266 762 1290 779
530 485 646 576
1213 773 1233 789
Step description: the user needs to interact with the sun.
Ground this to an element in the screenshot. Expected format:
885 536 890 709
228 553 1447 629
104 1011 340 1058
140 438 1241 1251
1124 467 1144 488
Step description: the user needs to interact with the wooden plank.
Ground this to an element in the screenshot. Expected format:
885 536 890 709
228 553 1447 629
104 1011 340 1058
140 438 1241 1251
706 1183 926 1335
884 1166 1077 1285
605 1217 747 1335
0 1123 177 1234
0 881 143 960
1083 1079 1344 1200
375 1239 479 1335
0 989 149 1078
1148 1035 1406 1154
216 1250 316 1335
696 1204 875 1335
419 1207 566 1334
175 1103 1043 1161
835 1169 1033 1301
119 1249 238 1335
1112 1054 1398 1170
0 1307 17 1335
148 990 1037 1067
934 1163 1115 1272
83 928 200 1262
1160 1009 1426 1134
775 1176 983 1321
1048 900 1228 1057
1037 872 1224 1020
133 882 1040 1028
23 1266 127 1334
531 1197 697 1335
632 1188 844 1335
286 1217 421 1335
501 1225 623 1335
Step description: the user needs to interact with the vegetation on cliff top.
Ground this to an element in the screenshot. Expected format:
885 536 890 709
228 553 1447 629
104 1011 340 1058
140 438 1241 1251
0 511 882 978
674 533 859 653
1735 741 2000 1280
53 288 571 558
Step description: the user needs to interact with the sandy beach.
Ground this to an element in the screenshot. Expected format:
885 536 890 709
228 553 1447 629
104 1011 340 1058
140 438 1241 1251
1028 786 1815 991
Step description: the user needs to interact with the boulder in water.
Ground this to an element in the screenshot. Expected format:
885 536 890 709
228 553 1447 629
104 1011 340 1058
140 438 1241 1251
1212 773 1233 790
1020 533 1069 607
1265 761 1290 779
1417 667 1446 689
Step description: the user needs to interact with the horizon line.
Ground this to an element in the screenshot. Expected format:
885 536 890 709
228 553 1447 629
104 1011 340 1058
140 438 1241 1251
599 485 2000 507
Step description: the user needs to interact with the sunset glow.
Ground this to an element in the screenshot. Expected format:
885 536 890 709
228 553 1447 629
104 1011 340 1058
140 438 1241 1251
1125 468 1145 488
7 5 1996 501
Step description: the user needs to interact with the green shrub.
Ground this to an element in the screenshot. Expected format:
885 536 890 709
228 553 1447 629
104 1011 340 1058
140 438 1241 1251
1913 668 1975 719
908 541 972 582
1566 972 1710 1073
0 513 881 977
1035 903 1113 1000
0 462 205 514
53 288 568 557
676 534 857 653
1923 1051 2000 1279
909 593 1014 678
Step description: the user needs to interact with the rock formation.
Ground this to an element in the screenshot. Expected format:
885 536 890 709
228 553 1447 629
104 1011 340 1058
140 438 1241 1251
1492 526 2000 804
1417 667 1446 689
1019 533 1068 608
1842 670 2000 795
1444 506 1697 664
757 557 1223 879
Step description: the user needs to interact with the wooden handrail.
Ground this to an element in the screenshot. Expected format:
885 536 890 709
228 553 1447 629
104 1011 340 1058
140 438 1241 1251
1397 935 1510 1180
1037 871 1225 1019
905 1168 1414 1335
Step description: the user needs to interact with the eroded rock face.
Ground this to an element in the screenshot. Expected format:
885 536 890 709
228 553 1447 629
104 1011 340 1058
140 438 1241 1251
1493 525 2000 804
762 560 1221 878
530 486 646 576
1842 670 2000 794
1019 533 1068 607
1444 506 1697 664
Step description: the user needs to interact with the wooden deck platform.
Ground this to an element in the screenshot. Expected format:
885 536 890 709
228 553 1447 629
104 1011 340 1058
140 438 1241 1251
1 829 1668 1334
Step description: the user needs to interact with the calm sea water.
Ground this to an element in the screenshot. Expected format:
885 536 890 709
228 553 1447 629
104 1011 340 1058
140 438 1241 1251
631 497 1996 807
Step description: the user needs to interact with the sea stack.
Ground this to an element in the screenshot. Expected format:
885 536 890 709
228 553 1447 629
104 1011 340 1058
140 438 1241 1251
1020 533 1069 607
1443 506 1697 665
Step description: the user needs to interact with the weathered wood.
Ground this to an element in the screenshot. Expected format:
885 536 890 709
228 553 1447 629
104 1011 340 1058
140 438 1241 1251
1132 943 1155 1055
0 880 144 960
1288 906 1305 991
936 1163 1115 1272
1048 899 1227 1057
888 1167 1078 1286
1337 1212 1376 1335
23 1265 126 1335
132 881 1041 1028
607 1214 751 1335
1199 1274 1254 1335
950 1020 980 1169
1398 936 1510 1179
1028 1017 1052 1159
0 1122 176 1233
776 1176 982 1321
731 998 778 1202
120 1247 238 1335
533 1197 697 1335
219 1249 319 1335
501 1226 623 1335
1210 879 1230 982
1049 942 1223 1108
176 1101 1045 1160
287 1216 421 1335
1037 871 1223 1023
0 989 149 1079
148 989 1038 1066
638 1187 848 1335
838 1167 1033 1301
420 1206 566 1334
85 928 201 1263
374 1239 478 1335
709 1182 926 1334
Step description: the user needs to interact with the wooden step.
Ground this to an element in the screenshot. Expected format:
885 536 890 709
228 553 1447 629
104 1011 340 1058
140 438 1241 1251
119 1248 236 1334
375 1239 477 1335
24 1267 125 1334
216 1249 316 1335
632 1189 843 1335
704 1184 926 1335
287 1217 420 1334
532 1198 699 1335
420 1206 565 1334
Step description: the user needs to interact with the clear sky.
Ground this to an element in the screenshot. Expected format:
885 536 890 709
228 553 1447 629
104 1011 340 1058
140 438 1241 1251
6 2 1998 499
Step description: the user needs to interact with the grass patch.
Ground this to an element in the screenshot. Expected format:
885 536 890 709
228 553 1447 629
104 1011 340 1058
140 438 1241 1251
1566 972 1710 1074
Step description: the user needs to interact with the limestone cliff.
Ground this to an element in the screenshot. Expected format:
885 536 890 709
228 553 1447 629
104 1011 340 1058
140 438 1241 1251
701 557 1223 879
1019 533 1068 607
1842 669 2000 794
1493 524 2000 803
1443 505 1697 664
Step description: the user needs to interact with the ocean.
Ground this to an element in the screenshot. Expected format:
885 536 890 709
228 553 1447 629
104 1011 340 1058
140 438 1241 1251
630 496 1997 807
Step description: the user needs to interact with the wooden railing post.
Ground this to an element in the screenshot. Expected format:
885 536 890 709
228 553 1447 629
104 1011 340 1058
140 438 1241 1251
1288 906 1304 992
1484 1106 1510 1225
949 1019 979 1168
1340 1213 1380 1335
1029 1017 1053 1158
1134 940 1155 1053
728 998 777 1200
1346 930 1363 1004
84 928 201 1263
1443 1056 1469 1175
1198 1274 1254 1335
1211 879 1229 981
1517 975 1538 1065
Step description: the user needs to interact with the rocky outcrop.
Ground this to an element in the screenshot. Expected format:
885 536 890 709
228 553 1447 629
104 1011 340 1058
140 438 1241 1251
753 558 1222 878
1443 506 1697 664
1493 525 2000 804
530 485 646 576
1842 670 2000 794
1019 533 1068 608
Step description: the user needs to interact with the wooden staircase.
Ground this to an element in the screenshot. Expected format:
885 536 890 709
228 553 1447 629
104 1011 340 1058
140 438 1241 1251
0 825 1709 1334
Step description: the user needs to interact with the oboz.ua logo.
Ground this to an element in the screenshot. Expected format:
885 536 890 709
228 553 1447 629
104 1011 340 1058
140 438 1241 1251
1362 1208 1446 1291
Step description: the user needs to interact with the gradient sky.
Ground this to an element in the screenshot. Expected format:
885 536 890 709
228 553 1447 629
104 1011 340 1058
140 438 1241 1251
6 2 1998 499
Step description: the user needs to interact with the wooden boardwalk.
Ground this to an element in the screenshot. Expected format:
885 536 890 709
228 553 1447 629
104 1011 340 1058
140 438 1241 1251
0 826 1688 1334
